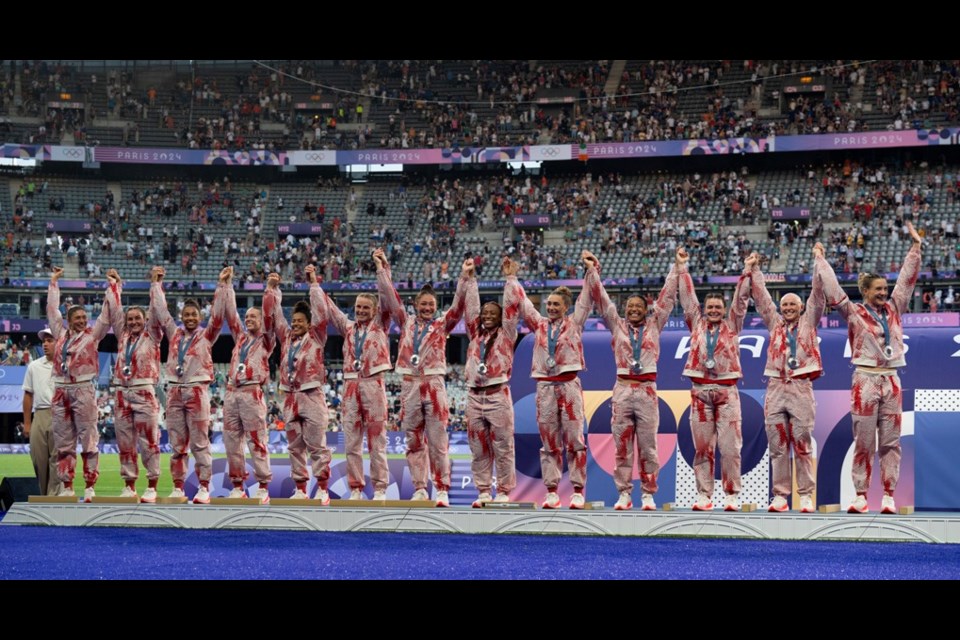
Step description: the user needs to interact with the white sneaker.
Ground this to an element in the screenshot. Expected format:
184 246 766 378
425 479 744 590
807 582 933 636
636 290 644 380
881 495 896 514
493 493 510 503
120 486 138 499
83 487 96 503
169 488 186 499
140 488 157 503
641 493 657 511
848 494 869 513
411 488 430 501
799 495 815 513
315 489 330 505
57 486 76 498
569 493 585 510
614 491 633 511
349 489 364 500
253 487 270 504
692 493 713 511
372 489 387 501
541 491 561 509
228 487 247 499
472 492 492 508
290 489 309 499
435 490 450 508
769 496 789 512
192 487 210 504
724 494 740 512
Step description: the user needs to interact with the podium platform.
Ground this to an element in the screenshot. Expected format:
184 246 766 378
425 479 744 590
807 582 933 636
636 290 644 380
3 503 959 544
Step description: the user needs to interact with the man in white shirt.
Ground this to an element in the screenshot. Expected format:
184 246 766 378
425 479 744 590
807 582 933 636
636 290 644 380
22 328 60 495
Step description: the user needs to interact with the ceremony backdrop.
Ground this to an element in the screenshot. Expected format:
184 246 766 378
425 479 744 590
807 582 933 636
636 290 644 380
1 328 957 509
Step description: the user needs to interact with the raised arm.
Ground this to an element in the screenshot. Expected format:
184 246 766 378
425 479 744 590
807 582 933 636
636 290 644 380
465 264 481 341
584 251 620 330
652 263 679 331
205 278 230 344
729 257 754 334
891 222 922 315
676 248 701 329
262 272 288 345
218 267 244 339
749 255 779 330
572 253 597 327
261 308 277 353
302 266 328 341
818 249 854 319
501 258 524 342
517 277 543 330
442 259 474 333
104 268 126 338
149 267 178 341
805 243 828 324
46 268 64 340
374 250 407 328
145 288 163 344
93 270 123 341
311 279 349 336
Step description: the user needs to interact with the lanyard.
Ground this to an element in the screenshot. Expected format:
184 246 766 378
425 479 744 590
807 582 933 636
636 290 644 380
178 331 197 369
705 324 720 361
864 304 890 347
479 328 498 363
124 333 142 367
547 320 562 359
354 324 369 362
412 321 430 356
61 332 81 370
629 324 645 363
238 334 256 365
786 323 799 360
288 337 304 377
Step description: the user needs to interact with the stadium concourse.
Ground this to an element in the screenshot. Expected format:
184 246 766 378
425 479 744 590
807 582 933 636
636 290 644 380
1 61 960 579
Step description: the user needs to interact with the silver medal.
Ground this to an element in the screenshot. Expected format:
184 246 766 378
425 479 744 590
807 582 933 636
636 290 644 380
546 356 556 368
477 363 487 376
175 365 184 377
352 359 362 370
410 354 421 367
787 356 798 370
122 365 132 377
883 345 894 359
705 358 716 370
237 363 246 375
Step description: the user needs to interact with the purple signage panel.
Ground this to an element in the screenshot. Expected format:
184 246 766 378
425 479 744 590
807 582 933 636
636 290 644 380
94 147 194 164
93 147 287 166
902 312 959 327
770 207 811 220
277 223 324 236
512 214 552 228
46 220 92 233
0 126 949 171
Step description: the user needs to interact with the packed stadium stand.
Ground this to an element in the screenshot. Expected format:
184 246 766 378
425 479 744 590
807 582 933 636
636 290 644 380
2 59 960 441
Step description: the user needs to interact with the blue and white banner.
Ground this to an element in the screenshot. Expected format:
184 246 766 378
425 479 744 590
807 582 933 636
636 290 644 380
507 328 960 511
